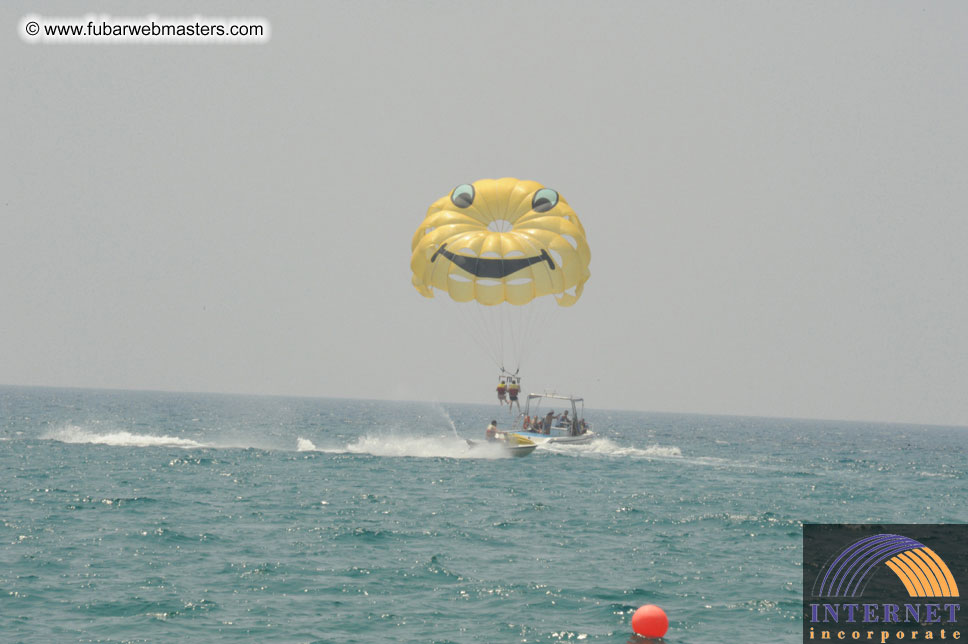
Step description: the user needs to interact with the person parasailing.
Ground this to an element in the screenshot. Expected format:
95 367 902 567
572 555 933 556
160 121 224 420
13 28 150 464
410 177 591 423
507 377 521 411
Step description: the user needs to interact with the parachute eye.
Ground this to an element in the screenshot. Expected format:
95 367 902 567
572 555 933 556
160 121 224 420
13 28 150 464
451 184 475 208
532 188 559 213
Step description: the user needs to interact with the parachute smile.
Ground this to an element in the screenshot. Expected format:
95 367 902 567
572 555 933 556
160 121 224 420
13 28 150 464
411 178 589 307
430 243 555 279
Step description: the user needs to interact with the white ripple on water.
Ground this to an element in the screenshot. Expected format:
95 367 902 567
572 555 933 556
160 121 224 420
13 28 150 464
541 437 682 459
42 424 208 449
297 434 688 462
296 437 318 452
549 437 791 471
296 434 506 459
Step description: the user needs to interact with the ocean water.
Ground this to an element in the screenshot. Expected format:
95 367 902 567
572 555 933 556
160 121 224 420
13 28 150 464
1 386 965 643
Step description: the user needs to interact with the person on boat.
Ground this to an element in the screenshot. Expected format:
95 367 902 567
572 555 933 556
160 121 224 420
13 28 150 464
507 378 520 411
559 410 570 426
486 420 499 441
496 379 507 405
522 415 531 431
543 411 555 433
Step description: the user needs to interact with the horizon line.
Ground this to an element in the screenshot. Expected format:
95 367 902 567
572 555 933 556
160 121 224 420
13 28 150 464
2 382 965 431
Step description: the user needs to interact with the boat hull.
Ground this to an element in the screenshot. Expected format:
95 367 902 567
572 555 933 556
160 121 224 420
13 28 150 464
515 430 596 445
506 444 537 457
466 433 538 457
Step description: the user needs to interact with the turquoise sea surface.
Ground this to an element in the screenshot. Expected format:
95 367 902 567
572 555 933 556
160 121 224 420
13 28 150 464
1 386 965 643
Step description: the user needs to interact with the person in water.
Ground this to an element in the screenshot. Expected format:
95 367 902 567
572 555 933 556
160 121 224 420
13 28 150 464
486 420 499 441
496 379 507 405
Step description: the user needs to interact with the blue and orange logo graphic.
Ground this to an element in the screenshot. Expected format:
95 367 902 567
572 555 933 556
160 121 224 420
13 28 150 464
814 533 960 598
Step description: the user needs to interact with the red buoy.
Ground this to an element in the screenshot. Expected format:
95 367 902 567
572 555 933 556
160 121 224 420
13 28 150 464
631 604 668 638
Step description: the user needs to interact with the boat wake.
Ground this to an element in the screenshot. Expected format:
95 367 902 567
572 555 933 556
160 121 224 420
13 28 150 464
541 437 682 459
296 434 508 459
295 434 682 461
39 424 682 462
43 425 208 449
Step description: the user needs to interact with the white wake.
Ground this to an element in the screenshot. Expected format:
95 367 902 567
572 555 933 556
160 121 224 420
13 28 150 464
541 437 682 459
43 425 207 449
296 434 507 459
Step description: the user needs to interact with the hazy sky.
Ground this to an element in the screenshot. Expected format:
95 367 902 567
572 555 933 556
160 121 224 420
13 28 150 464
3 2 967 426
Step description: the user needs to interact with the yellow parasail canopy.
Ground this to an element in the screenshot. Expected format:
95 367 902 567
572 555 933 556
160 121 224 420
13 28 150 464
410 178 591 306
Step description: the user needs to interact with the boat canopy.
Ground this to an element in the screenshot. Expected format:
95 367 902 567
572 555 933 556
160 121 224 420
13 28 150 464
522 392 585 420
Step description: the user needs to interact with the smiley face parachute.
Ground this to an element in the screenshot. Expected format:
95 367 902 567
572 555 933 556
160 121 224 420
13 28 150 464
411 177 591 373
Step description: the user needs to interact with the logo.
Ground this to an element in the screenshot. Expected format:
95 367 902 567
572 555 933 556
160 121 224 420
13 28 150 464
804 525 965 643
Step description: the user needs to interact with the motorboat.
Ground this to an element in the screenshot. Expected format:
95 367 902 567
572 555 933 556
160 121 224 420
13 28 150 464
466 432 537 457
512 392 595 445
